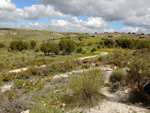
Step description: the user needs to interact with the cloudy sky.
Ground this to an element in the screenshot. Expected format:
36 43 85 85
0 0 150 33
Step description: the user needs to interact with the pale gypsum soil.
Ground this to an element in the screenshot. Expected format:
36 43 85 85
0 52 108 92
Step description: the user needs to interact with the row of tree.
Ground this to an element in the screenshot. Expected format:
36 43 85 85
103 38 150 49
40 40 76 56
10 40 36 51
8 39 76 56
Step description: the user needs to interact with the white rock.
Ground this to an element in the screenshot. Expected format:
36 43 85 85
21 110 29 113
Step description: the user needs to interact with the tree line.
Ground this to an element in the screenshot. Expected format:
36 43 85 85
8 39 76 56
104 38 150 49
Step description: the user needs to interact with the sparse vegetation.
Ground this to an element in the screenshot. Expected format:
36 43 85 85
0 28 150 112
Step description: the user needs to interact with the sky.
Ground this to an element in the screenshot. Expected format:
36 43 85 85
0 0 150 33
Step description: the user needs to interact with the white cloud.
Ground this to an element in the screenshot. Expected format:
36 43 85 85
120 27 139 33
0 1 68 22
1 0 150 33
0 17 107 33
0 0 16 11
104 29 115 33
35 0 150 29
20 5 68 20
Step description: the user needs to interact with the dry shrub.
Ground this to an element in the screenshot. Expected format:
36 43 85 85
82 58 90 63
82 64 90 69
68 69 104 107
127 57 150 104
95 62 101 67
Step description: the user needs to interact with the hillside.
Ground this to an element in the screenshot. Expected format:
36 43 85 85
0 28 150 113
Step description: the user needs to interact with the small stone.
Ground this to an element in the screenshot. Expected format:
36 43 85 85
21 110 29 113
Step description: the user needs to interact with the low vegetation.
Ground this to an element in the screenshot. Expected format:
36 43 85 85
0 29 150 112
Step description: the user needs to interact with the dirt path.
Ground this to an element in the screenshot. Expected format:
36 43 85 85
8 52 108 74
87 66 149 113
78 52 108 60
1 52 108 92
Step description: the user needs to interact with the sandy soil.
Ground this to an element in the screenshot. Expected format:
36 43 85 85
78 52 108 60
86 66 150 113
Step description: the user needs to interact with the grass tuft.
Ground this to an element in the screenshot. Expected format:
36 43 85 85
68 69 104 107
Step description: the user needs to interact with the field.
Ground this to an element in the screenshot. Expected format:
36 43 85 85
0 28 150 113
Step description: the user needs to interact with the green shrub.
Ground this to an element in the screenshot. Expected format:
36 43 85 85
139 36 145 39
30 40 37 49
109 69 125 83
10 41 29 51
82 58 89 63
2 74 12 81
59 39 76 55
6 92 16 100
104 38 115 48
82 64 90 69
68 69 104 107
14 80 24 89
97 45 102 49
0 43 5 48
76 48 82 53
91 47 97 52
82 50 86 54
17 70 32 79
87 42 93 46
35 82 45 91
126 57 150 103
35 48 40 52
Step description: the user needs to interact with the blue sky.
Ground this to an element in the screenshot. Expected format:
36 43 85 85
0 0 150 33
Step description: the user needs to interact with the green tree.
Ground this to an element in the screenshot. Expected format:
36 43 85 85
10 41 29 51
40 42 60 56
52 44 60 55
104 38 115 48
66 40 76 54
40 42 49 56
10 41 18 50
30 40 37 49
59 39 67 51
59 39 76 54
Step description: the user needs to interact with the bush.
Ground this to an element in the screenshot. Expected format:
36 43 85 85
2 74 12 81
82 64 90 69
35 48 40 52
82 58 89 63
59 39 76 54
0 43 5 48
109 69 125 83
30 40 37 49
76 48 82 53
68 69 104 107
126 57 150 103
17 70 32 79
14 80 24 89
95 62 101 67
91 47 97 52
104 38 115 48
97 45 102 49
6 92 16 100
10 41 29 51
40 42 60 55
35 82 45 91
